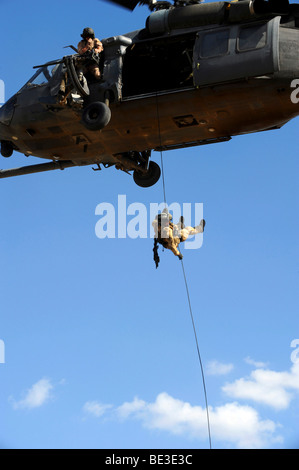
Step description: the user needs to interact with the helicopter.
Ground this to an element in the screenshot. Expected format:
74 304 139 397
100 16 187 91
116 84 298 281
0 0 298 187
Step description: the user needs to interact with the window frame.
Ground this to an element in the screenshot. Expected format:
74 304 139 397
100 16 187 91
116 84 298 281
236 22 268 53
199 27 231 59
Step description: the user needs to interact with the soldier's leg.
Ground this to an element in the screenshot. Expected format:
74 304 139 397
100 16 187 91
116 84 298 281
168 237 183 258
180 220 205 239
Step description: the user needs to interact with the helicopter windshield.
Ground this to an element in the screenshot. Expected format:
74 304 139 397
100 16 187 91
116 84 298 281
25 64 60 88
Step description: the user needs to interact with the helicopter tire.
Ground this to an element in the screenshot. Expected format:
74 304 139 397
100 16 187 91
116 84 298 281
133 161 161 188
0 141 13 158
81 101 111 131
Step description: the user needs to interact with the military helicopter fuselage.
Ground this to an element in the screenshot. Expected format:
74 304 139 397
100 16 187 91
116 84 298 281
0 0 298 186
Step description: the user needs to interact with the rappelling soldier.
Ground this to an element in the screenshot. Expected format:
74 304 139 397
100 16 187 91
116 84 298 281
152 208 205 267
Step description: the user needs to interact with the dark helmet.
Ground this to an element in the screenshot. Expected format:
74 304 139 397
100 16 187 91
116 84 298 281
81 27 95 39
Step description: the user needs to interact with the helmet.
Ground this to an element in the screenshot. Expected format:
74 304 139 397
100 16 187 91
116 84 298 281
81 27 95 39
162 208 172 220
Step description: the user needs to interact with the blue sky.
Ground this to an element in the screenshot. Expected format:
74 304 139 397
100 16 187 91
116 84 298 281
0 0 298 449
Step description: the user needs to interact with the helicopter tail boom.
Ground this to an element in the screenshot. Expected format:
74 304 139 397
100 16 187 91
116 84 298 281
0 160 83 179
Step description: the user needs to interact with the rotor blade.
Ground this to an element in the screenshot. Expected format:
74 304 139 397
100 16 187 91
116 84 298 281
100 0 149 11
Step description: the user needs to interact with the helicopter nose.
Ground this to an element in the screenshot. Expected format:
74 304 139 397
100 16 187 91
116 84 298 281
0 105 5 124
0 117 8 144
0 94 17 127
0 97 17 153
0 109 9 144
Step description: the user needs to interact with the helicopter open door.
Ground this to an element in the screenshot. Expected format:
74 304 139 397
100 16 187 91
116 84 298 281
193 17 280 87
80 35 132 131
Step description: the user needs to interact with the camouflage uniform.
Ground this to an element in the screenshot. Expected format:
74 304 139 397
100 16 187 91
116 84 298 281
77 33 102 80
152 209 205 263
88 38 103 79
77 37 94 55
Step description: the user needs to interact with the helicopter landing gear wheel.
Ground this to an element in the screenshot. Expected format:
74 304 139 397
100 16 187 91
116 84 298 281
81 101 111 131
133 161 161 188
0 141 13 158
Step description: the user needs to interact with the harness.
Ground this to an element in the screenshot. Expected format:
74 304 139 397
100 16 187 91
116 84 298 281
153 212 174 268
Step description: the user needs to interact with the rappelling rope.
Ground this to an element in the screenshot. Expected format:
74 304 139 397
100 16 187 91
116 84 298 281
155 96 212 448
160 154 212 449
180 259 212 449
159 151 167 209
155 92 167 208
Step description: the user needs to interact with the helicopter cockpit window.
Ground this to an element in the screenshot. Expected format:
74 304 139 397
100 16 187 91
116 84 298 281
237 23 267 52
200 29 230 59
25 64 59 88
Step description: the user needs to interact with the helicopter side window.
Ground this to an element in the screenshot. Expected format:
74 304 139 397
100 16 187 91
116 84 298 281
30 70 48 86
237 23 267 52
200 29 230 59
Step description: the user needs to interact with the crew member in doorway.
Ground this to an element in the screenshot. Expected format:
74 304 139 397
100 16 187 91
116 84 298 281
77 27 95 54
58 28 102 104
77 28 103 80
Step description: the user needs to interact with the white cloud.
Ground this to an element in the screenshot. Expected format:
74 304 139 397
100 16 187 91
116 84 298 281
117 393 282 448
117 393 208 438
83 401 113 417
117 397 147 419
223 363 299 410
81 363 299 447
85 392 282 448
206 360 234 376
10 378 53 410
208 401 282 449
244 356 268 368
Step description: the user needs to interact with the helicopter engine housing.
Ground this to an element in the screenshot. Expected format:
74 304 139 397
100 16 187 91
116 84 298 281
146 0 289 35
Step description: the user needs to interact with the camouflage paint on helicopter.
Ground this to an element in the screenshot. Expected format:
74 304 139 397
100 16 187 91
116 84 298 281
0 0 298 187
